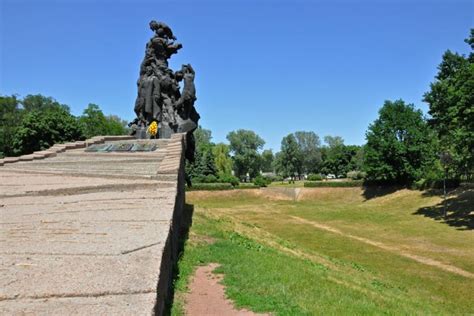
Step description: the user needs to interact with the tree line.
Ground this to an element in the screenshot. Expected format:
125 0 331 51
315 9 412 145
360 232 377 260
186 126 364 185
188 29 473 186
0 94 128 158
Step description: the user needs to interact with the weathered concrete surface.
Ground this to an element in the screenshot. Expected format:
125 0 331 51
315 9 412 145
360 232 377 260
0 134 186 315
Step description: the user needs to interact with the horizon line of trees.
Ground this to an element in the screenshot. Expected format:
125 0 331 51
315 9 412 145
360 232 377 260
0 94 129 158
186 127 365 185
187 29 473 186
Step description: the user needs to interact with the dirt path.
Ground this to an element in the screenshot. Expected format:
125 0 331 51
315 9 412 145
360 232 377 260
184 263 269 316
289 216 474 279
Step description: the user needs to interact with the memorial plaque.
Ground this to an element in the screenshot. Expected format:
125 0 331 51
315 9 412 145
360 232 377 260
85 144 113 152
131 142 157 152
108 143 134 152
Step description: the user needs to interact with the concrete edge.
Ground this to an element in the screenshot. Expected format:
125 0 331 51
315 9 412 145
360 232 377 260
153 133 187 315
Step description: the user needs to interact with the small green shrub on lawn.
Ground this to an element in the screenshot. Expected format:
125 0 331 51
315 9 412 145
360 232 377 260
307 174 323 181
218 174 240 187
253 176 271 187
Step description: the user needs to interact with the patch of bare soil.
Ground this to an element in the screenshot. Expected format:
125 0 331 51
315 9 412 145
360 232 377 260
184 263 270 316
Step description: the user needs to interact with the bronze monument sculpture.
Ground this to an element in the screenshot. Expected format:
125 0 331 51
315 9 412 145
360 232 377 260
130 20 199 160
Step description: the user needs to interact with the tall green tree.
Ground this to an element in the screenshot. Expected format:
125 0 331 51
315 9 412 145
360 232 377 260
0 95 22 157
197 145 218 177
294 131 322 174
227 129 265 179
213 143 233 177
274 134 300 181
78 104 109 138
363 100 437 184
186 143 218 182
194 126 212 147
423 29 474 179
261 149 274 172
273 131 322 177
78 104 128 138
105 115 128 135
321 136 351 176
324 135 344 148
21 94 70 112
345 145 363 172
186 126 218 181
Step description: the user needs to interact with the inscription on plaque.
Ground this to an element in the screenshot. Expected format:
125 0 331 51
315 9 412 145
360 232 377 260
109 143 134 152
131 143 158 152
85 144 113 152
85 142 158 153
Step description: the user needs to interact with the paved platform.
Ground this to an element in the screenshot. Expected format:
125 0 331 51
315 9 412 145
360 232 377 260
0 135 186 315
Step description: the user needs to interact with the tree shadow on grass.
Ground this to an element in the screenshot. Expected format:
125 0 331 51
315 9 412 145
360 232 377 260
362 185 402 200
413 188 473 230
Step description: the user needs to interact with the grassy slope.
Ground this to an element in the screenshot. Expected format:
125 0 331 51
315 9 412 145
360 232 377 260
171 188 474 315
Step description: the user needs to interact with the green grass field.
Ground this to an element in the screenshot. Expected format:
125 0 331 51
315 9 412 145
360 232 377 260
268 180 307 187
171 187 474 315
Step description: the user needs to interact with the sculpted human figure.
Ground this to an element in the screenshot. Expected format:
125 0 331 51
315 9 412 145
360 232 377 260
175 64 196 119
140 20 182 75
134 66 161 122
131 20 200 159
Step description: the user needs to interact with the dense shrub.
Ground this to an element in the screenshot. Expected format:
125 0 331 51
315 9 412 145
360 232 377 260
191 175 204 183
218 174 240 186
307 174 323 181
193 174 218 183
253 175 272 187
13 107 84 155
347 170 366 180
186 183 233 191
304 180 363 188
205 174 218 183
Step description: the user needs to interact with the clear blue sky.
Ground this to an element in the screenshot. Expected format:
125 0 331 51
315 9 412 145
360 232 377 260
1 0 472 151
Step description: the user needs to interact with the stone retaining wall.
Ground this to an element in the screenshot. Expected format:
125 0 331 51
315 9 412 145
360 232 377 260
0 134 188 315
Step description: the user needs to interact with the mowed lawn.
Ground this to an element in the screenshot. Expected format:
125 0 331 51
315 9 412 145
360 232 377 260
171 187 474 315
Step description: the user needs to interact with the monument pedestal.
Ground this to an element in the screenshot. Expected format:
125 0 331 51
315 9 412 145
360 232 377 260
158 124 174 139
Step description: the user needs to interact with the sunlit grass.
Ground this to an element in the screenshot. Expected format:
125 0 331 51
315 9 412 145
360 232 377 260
171 187 474 315
268 180 306 187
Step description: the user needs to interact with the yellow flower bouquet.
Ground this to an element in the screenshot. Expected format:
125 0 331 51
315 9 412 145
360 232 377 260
147 121 158 138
